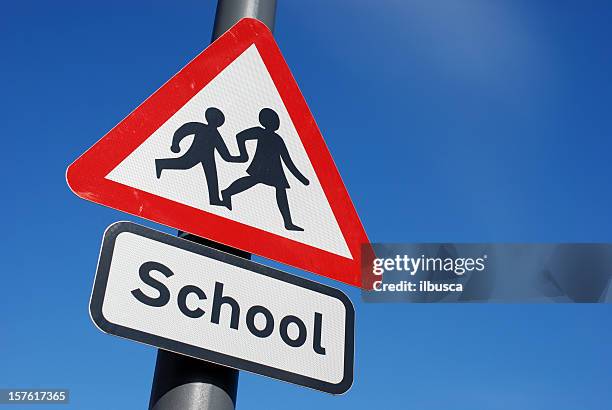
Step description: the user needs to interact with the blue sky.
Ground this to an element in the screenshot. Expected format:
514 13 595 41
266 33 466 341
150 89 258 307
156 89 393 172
2 0 611 409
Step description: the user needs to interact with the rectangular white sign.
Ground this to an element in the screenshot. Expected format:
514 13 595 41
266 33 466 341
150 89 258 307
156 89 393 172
90 222 354 394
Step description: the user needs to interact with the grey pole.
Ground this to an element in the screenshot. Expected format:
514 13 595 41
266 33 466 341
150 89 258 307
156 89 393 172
148 1 276 409
212 0 277 40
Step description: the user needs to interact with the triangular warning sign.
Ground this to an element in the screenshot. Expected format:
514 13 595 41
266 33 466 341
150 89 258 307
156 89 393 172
67 18 373 288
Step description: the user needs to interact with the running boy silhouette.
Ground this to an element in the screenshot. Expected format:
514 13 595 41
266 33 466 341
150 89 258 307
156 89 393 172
155 107 244 206
221 108 310 231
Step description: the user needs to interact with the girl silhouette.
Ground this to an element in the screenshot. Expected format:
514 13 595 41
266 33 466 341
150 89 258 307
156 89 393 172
221 108 310 231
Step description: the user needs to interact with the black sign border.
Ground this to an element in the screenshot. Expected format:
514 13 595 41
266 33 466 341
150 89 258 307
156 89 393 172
90 221 355 394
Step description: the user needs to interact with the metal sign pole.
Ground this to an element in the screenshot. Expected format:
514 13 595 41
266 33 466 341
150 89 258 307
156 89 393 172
148 1 277 409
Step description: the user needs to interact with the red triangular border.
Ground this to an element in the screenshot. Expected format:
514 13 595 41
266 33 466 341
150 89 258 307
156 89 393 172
67 18 373 288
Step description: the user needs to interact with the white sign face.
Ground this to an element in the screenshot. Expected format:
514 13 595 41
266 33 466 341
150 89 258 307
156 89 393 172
105 45 351 259
90 222 354 394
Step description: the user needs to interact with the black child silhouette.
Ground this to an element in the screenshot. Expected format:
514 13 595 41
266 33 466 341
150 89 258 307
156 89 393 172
221 108 310 231
155 107 244 206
